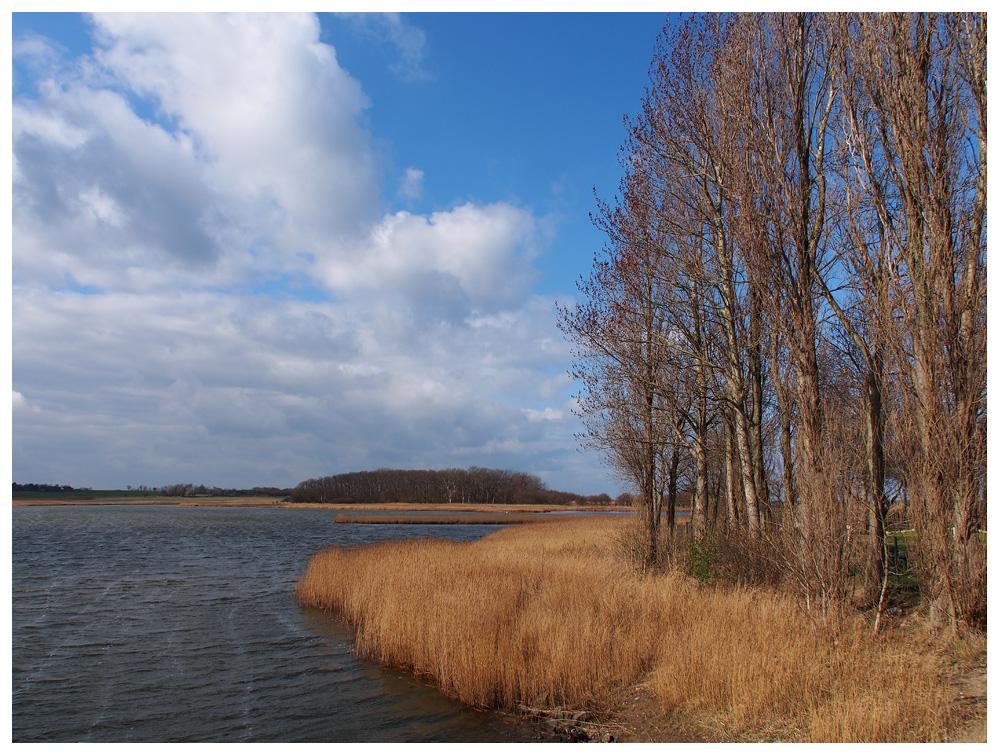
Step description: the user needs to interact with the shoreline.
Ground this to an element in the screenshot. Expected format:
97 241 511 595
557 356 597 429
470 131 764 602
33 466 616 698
12 498 627 514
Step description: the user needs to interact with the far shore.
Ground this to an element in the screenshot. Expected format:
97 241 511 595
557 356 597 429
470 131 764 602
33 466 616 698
12 496 281 507
11 497 629 514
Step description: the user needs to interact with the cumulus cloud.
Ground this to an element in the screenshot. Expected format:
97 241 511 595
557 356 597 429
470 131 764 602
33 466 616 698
319 202 541 318
14 87 216 289
14 13 384 292
96 13 378 244
524 407 563 422
11 13 610 494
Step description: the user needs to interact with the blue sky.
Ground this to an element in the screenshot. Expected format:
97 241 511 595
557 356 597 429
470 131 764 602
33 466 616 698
11 11 674 495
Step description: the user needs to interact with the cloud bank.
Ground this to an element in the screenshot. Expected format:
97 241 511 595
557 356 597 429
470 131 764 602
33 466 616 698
12 13 609 494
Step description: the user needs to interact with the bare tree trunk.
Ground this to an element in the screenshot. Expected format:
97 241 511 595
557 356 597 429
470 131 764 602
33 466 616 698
665 440 681 539
688 282 711 539
691 404 710 539
733 403 762 534
710 465 722 527
642 380 662 568
713 170 762 537
723 411 741 530
770 331 797 522
749 285 770 526
863 353 888 604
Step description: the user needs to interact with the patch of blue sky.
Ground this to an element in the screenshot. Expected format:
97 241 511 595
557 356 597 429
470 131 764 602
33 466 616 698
248 274 331 303
319 12 674 295
12 12 95 69
49 274 104 296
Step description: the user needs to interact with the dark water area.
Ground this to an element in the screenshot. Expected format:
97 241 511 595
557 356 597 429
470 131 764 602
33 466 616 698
11 505 547 742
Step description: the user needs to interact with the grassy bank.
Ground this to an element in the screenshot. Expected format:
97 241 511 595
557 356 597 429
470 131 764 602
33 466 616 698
296 516 984 742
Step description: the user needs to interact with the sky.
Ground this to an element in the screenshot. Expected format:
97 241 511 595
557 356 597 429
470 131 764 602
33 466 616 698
10 11 676 496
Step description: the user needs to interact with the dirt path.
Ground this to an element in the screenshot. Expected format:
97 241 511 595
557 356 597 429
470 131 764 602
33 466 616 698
949 661 987 742
602 680 703 743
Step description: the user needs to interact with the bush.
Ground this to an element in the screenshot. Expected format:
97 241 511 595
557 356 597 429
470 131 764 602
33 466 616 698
683 528 784 588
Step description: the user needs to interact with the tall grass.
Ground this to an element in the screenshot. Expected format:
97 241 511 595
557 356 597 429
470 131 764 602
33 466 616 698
649 586 953 741
296 517 968 741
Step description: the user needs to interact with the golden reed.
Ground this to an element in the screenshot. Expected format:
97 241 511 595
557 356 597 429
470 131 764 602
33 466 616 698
296 516 971 741
332 512 552 525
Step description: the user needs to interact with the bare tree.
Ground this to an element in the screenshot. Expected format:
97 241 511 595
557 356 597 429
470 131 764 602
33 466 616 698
714 12 855 620
568 12 986 633
560 158 678 566
845 13 987 634
637 15 769 536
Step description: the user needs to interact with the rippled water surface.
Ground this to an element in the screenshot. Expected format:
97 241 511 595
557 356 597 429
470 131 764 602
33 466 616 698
12 505 545 742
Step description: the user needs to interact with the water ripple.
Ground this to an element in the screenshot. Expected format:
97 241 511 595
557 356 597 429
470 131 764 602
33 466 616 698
13 505 545 742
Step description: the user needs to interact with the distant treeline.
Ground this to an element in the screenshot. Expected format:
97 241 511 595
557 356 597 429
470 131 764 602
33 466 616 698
288 467 611 506
13 482 78 492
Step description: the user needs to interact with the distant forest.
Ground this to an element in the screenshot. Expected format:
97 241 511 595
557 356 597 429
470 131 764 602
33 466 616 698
288 467 611 506
12 482 78 492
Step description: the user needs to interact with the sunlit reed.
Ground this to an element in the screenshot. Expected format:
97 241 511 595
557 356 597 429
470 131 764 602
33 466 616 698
297 517 967 741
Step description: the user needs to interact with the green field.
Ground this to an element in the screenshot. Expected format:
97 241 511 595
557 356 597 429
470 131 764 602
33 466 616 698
12 489 168 502
11 490 287 507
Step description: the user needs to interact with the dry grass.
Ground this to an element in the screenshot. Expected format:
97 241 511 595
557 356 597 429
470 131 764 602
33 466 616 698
284 501 619 512
333 512 555 525
649 588 957 741
296 516 979 742
177 497 281 507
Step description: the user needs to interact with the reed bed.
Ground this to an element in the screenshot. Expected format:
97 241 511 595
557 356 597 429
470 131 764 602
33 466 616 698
296 516 969 741
284 502 614 513
333 512 554 525
649 586 954 741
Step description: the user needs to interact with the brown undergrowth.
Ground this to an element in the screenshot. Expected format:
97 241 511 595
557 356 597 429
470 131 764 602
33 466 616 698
295 516 983 742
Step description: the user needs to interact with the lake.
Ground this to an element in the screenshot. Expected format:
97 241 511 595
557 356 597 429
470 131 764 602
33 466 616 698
11 504 547 742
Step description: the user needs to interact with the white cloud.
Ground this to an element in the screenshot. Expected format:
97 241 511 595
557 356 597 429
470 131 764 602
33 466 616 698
399 167 424 199
13 285 581 488
11 13 613 495
320 203 540 316
96 13 378 246
524 407 563 422
14 12 380 293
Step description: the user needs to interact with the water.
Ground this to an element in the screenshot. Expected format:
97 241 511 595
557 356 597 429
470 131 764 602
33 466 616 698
11 505 546 742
